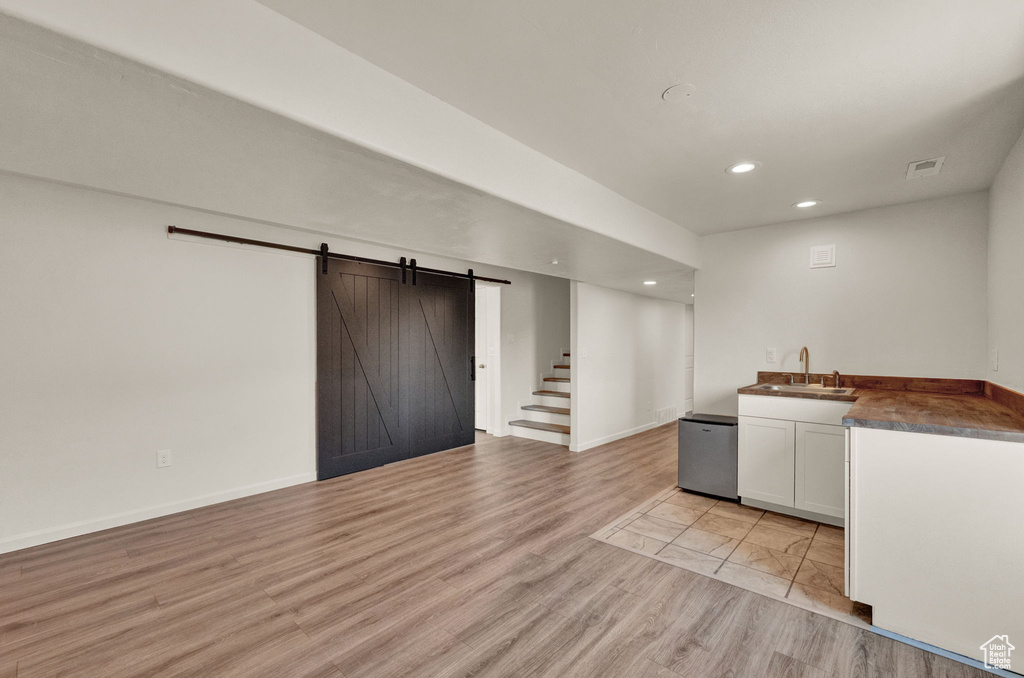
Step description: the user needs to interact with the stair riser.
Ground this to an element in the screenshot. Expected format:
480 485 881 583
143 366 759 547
522 410 570 425
544 381 571 393
536 394 570 407
511 427 570 446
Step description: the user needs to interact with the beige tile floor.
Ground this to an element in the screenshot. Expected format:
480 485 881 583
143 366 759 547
592 486 872 628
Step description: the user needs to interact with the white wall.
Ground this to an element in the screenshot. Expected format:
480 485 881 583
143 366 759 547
571 282 689 451
988 128 1024 393
694 192 990 415
0 173 568 553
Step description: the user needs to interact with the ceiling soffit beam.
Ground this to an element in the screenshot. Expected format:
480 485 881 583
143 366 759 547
0 0 702 270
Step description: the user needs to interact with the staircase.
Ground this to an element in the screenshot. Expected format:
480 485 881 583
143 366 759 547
509 351 571 446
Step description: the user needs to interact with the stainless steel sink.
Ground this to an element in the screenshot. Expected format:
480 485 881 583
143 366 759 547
755 383 855 396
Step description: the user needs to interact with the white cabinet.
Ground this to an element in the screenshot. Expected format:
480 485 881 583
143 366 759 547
738 417 796 506
737 395 851 524
795 422 846 518
849 427 1024 662
844 427 852 597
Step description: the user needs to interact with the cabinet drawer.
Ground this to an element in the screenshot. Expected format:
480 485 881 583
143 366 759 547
738 394 852 425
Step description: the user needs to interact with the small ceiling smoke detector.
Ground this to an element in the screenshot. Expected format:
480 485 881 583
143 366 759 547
643 281 657 286
726 161 760 174
662 83 697 102
906 157 945 180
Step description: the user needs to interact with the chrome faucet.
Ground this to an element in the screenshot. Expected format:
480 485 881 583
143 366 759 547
832 370 841 388
799 346 810 383
782 373 795 385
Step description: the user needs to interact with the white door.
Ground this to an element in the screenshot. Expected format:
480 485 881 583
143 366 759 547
738 416 796 507
474 287 489 430
795 422 846 518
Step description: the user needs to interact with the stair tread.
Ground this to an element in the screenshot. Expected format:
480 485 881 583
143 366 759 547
563 353 571 356
543 377 570 382
522 404 570 415
533 390 570 398
509 420 570 435
553 364 570 369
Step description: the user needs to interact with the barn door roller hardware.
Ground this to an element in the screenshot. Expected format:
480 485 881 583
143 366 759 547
167 226 511 285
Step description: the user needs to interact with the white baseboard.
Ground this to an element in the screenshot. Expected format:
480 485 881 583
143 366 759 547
0 472 317 555
571 421 665 452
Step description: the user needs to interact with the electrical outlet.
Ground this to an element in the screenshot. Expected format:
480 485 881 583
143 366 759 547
991 349 999 372
766 348 778 364
157 450 172 468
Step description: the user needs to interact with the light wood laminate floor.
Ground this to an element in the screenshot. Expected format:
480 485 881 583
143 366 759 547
0 426 984 677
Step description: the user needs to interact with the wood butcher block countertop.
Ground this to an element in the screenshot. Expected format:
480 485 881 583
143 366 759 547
738 372 1024 443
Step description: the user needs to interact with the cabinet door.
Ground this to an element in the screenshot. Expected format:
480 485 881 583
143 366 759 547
795 422 846 518
738 417 796 507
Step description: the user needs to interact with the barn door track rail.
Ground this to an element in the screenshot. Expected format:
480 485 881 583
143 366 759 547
168 225 511 285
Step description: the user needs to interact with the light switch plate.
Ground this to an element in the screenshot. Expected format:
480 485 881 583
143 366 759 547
766 348 778 364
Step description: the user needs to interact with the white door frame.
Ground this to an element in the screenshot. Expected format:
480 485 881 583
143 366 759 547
475 282 502 435
684 303 694 415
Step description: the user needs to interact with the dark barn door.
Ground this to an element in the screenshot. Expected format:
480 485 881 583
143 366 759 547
317 258 474 480
405 271 476 459
317 260 405 478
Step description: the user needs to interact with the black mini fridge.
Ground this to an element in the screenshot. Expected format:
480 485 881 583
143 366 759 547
677 414 739 501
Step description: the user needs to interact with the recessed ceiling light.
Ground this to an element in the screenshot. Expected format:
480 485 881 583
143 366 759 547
551 259 559 265
794 200 821 208
643 281 657 286
726 162 759 174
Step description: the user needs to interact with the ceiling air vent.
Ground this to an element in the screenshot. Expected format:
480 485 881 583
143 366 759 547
906 156 945 179
810 244 836 269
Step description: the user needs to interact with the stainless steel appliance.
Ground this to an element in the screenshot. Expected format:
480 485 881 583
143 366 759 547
677 414 739 501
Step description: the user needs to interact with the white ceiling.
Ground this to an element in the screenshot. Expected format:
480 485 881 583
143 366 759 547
0 15 694 301
256 0 1024 234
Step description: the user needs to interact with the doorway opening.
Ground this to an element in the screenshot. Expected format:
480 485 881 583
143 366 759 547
474 282 502 434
